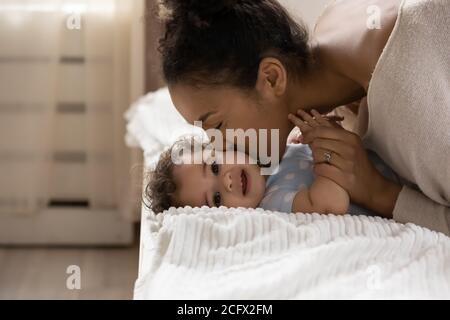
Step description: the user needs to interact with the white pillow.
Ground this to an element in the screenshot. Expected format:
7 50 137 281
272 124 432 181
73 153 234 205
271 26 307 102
125 87 206 169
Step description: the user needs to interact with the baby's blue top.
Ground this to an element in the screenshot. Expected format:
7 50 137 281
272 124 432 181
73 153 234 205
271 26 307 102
259 144 400 216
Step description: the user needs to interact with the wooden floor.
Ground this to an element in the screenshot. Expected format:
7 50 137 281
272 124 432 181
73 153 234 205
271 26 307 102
0 246 139 300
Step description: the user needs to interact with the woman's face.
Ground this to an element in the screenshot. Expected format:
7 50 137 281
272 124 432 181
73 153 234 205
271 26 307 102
169 84 293 162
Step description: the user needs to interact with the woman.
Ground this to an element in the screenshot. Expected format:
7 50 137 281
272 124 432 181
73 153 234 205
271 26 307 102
158 0 450 235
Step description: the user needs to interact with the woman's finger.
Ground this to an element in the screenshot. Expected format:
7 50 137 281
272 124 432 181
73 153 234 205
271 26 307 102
310 138 354 159
288 113 311 133
312 147 346 170
297 109 320 127
323 116 345 129
310 109 332 127
324 115 344 122
302 126 357 145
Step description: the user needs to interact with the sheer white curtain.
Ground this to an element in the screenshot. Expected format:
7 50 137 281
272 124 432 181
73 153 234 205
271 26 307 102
0 0 62 215
0 0 144 220
84 0 145 220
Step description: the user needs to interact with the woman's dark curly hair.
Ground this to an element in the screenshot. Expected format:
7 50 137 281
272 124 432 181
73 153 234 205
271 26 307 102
158 0 311 88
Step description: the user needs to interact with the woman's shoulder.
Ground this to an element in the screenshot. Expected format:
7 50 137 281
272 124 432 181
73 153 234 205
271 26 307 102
313 0 401 90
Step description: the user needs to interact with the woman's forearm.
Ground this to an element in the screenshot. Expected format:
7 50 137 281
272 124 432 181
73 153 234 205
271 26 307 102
393 187 450 236
367 175 402 219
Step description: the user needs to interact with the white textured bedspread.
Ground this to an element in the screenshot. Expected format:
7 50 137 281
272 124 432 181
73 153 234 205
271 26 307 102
134 207 450 299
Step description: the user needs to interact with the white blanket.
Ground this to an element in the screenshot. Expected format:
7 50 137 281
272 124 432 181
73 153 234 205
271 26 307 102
134 207 450 299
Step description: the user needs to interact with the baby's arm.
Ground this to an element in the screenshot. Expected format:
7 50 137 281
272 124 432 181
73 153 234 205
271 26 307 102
288 109 350 214
292 176 349 215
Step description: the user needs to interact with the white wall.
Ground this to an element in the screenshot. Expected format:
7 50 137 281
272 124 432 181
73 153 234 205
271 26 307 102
279 0 332 30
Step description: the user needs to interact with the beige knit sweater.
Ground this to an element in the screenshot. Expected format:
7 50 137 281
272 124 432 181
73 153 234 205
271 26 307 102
362 0 450 235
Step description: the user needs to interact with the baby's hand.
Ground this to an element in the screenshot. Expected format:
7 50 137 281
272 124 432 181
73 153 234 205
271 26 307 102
288 110 343 141
287 126 303 144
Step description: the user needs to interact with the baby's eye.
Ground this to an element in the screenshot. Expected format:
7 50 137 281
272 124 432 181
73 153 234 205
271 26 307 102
211 161 220 175
213 192 221 208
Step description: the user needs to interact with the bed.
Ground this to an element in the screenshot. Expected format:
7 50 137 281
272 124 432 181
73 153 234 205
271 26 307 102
127 89 450 300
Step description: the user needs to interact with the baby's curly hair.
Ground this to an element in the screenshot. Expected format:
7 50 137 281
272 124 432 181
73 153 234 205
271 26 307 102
144 137 210 214
143 148 177 214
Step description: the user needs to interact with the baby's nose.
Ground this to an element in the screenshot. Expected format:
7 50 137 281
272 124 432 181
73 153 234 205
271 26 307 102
223 172 233 192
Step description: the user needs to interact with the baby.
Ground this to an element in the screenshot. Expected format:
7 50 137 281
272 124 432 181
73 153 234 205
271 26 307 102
146 117 399 216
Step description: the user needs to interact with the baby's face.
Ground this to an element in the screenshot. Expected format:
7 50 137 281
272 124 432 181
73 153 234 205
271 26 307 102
172 151 266 209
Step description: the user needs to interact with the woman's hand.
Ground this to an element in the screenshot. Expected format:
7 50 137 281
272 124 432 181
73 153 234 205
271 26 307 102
287 114 344 144
288 109 402 218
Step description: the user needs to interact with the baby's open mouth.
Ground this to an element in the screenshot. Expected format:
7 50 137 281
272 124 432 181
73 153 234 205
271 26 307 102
241 169 248 196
